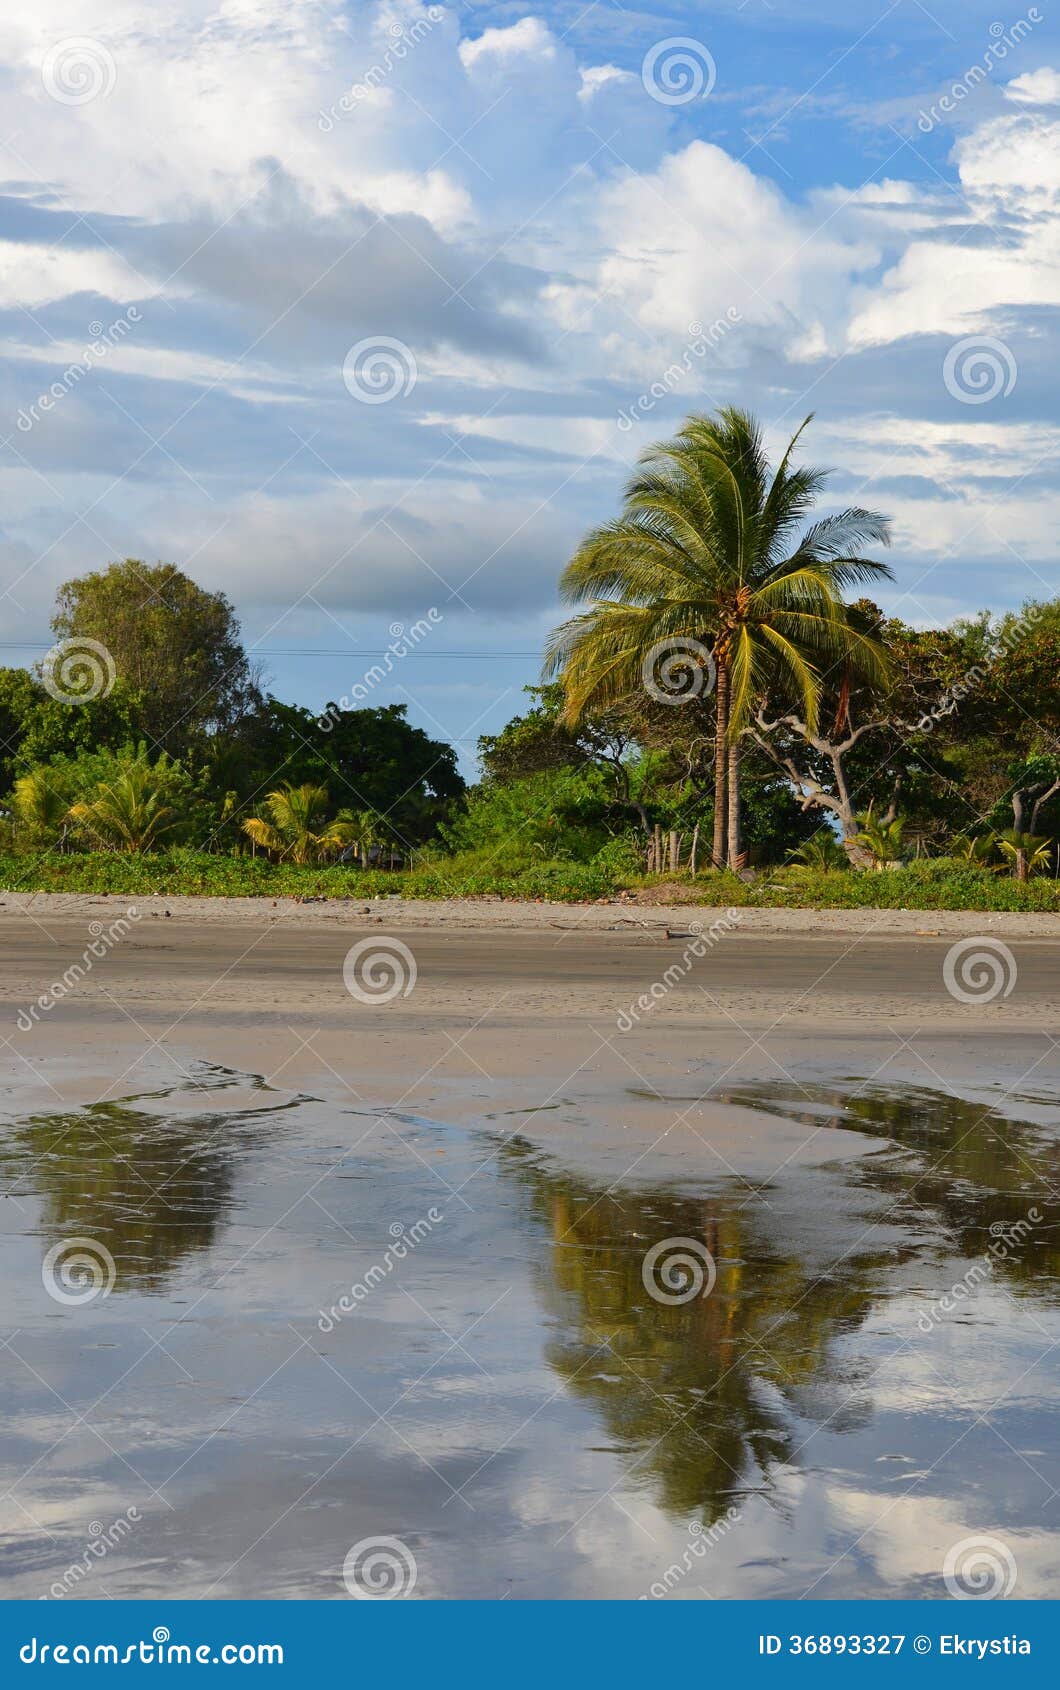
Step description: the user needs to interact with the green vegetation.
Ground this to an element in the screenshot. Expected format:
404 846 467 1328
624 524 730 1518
3 412 1059 910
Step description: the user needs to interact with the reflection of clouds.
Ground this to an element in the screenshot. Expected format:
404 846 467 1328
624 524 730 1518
833 1488 1054 1600
2 1058 1059 1597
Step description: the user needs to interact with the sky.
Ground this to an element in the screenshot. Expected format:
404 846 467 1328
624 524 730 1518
1 0 1058 773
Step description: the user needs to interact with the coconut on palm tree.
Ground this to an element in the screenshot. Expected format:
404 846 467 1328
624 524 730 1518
242 783 356 865
545 408 894 868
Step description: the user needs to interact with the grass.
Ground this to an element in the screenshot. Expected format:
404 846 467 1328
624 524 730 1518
2 849 1059 910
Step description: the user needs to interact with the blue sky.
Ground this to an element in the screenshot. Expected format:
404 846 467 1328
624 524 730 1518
1 0 1058 771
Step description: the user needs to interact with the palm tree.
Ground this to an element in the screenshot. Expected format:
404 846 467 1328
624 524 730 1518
11 767 75 845
68 762 182 853
545 408 893 868
335 809 384 868
855 804 905 869
242 783 355 865
787 833 849 872
997 830 1053 882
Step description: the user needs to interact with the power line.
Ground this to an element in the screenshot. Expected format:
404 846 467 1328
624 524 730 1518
0 644 541 657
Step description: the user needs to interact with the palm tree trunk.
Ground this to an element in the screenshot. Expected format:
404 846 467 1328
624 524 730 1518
712 660 729 869
727 740 742 870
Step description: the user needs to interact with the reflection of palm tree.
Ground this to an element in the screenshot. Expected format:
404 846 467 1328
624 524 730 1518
726 1081 1060 1286
0 1086 280 1291
499 1140 882 1524
499 1082 1059 1526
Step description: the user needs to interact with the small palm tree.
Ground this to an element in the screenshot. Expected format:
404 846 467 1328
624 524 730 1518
545 407 893 869
68 763 181 853
11 767 74 845
997 830 1053 881
787 833 849 872
242 783 355 864
950 831 999 867
343 810 382 868
855 805 905 869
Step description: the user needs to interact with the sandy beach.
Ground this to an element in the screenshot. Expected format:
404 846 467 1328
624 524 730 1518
2 897 1055 1187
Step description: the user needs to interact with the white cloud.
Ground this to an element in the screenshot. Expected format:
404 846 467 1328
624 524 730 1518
1005 66 1060 105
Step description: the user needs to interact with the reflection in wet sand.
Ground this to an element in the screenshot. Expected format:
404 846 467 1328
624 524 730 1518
0 1070 299 1291
0 1067 1057 1598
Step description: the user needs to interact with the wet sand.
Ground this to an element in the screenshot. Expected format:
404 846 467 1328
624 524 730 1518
1 906 1055 1186
1 907 1058 1599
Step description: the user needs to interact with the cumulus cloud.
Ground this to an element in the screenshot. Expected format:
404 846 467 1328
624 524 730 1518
0 0 1056 671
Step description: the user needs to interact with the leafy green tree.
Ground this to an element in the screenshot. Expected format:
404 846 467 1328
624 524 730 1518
50 559 259 755
546 408 892 869
0 667 43 793
229 699 463 852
